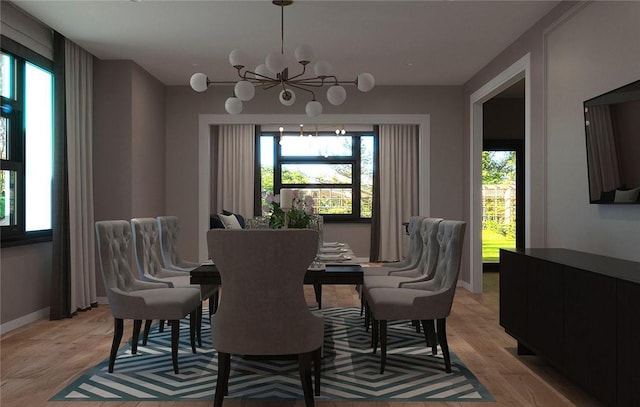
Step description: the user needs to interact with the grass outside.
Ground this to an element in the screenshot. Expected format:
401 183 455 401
483 229 515 262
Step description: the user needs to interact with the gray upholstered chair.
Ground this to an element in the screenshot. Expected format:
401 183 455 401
131 217 218 345
363 218 443 292
363 215 426 277
157 215 200 272
362 217 442 330
366 220 466 374
207 229 323 407
95 220 201 374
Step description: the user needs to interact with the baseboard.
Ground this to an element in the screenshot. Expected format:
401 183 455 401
457 280 472 291
0 307 50 336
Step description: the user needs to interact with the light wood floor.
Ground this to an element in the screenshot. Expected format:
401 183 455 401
1 272 604 407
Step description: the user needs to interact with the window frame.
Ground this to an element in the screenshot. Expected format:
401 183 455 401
1 36 54 247
256 126 376 223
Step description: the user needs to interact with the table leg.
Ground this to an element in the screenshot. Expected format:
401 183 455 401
313 283 322 309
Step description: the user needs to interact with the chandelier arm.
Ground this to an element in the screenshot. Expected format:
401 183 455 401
206 80 240 85
241 70 277 82
263 82 283 91
285 82 317 99
288 79 326 88
287 63 309 81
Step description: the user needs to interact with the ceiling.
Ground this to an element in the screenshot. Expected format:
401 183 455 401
12 0 559 87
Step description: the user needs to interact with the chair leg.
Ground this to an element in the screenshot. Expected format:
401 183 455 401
412 319 421 333
108 318 124 373
421 319 438 355
170 319 180 374
196 302 203 347
380 320 387 374
298 351 315 407
159 319 165 333
436 318 451 373
364 301 370 331
371 317 378 353
359 285 364 316
190 310 197 354
132 319 142 354
212 290 219 314
142 320 152 346
313 347 321 396
215 352 230 407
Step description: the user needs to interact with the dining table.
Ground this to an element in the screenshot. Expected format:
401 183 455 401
191 242 364 309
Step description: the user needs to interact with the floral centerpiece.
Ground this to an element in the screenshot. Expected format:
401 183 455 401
264 190 315 229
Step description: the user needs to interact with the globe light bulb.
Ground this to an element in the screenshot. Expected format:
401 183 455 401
327 85 347 105
225 97 243 114
190 73 208 92
234 80 255 101
305 100 323 117
279 89 296 106
357 72 375 92
265 51 286 74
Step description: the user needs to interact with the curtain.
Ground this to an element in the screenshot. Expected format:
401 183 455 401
65 39 97 311
586 105 621 200
374 124 419 262
50 34 96 319
50 32 70 320
212 125 255 218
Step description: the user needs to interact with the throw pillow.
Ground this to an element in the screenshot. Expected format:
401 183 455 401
614 187 640 203
219 213 243 229
210 214 225 229
222 209 246 228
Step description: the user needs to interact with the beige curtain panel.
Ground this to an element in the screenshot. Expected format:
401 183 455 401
212 124 255 219
377 124 419 262
65 39 97 312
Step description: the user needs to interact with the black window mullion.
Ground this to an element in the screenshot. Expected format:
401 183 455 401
262 130 373 222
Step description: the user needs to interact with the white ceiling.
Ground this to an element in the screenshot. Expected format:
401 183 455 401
12 0 559 87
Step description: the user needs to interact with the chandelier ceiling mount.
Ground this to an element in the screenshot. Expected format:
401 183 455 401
190 0 375 117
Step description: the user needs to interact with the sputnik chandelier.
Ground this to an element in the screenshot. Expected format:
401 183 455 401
189 0 375 117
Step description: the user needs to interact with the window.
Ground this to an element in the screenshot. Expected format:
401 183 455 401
258 127 376 222
1 38 54 246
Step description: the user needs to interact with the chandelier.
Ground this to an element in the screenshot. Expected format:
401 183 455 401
189 0 375 117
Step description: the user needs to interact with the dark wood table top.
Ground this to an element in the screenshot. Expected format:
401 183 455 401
190 263 363 286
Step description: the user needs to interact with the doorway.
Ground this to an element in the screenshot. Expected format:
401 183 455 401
482 139 524 272
469 53 530 294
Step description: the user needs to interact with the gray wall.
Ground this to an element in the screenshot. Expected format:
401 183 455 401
164 85 464 261
93 59 166 297
464 0 640 268
544 1 640 260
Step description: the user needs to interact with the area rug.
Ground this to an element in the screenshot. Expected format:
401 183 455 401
51 307 493 402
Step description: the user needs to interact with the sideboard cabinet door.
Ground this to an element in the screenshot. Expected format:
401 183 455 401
526 258 563 368
617 279 640 406
563 266 617 406
499 249 527 341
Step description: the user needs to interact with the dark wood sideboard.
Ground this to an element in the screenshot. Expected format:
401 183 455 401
499 248 640 407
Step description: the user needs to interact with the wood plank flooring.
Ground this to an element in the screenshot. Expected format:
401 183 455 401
1 272 604 406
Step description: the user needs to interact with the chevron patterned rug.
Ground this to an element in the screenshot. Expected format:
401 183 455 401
51 307 493 402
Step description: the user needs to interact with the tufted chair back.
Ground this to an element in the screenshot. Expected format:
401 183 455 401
390 216 425 268
420 218 444 279
157 216 183 268
401 220 466 315
131 218 166 279
387 217 442 280
95 220 138 297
